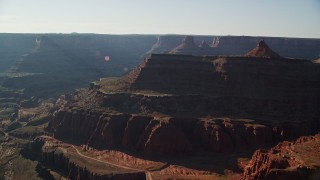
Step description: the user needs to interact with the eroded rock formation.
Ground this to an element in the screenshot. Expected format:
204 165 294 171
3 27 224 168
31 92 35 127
243 134 320 180
48 108 320 156
246 40 282 58
45 42 320 180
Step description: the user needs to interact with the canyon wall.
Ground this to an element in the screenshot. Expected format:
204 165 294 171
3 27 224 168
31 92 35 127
130 54 320 120
47 53 320 156
47 109 320 156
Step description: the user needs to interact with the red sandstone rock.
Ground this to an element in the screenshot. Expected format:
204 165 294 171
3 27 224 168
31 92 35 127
243 133 320 180
246 40 282 58
122 115 153 149
192 120 233 152
47 53 320 156
137 120 192 156
47 107 320 156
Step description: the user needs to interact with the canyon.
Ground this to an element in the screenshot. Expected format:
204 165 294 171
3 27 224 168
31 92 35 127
44 40 320 179
1 34 320 179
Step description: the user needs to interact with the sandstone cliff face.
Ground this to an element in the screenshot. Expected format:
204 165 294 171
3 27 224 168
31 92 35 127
48 110 194 155
47 50 320 156
243 134 320 180
128 54 320 121
122 115 152 149
47 108 320 156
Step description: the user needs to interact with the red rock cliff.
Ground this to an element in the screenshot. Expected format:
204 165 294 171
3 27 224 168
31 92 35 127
243 134 320 180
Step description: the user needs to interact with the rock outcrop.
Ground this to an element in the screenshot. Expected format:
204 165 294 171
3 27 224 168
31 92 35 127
243 134 320 180
246 40 282 58
169 36 200 55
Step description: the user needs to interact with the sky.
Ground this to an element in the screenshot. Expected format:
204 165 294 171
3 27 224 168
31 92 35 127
0 0 319 38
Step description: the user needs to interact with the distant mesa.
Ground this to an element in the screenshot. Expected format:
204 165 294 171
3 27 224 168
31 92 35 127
168 36 219 55
177 36 198 49
169 36 199 53
246 40 282 58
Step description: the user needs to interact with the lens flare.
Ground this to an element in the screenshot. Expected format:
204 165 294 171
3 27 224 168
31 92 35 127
104 56 110 61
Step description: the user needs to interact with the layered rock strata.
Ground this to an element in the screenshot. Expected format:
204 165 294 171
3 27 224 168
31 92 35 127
27 138 146 180
47 109 320 156
243 134 320 180
47 42 320 157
